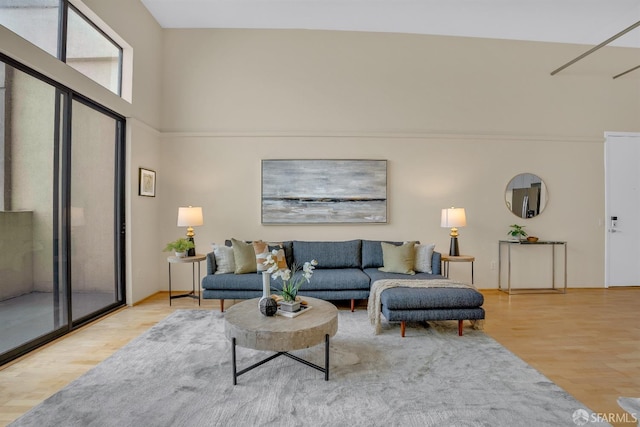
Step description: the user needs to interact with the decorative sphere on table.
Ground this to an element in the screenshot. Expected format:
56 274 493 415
259 297 278 316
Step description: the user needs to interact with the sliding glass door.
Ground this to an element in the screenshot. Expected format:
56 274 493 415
0 56 125 364
69 99 123 322
0 62 67 356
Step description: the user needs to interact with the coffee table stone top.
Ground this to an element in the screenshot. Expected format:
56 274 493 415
224 296 338 352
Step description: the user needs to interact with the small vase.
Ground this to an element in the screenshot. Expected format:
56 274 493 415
258 271 278 316
258 272 276 316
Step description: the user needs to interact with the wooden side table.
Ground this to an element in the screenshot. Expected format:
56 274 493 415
441 255 475 284
167 254 206 305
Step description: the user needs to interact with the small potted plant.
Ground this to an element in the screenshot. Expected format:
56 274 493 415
163 237 195 258
264 250 318 312
507 224 527 241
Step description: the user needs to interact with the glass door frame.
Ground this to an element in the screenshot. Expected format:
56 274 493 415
65 94 126 326
0 52 126 366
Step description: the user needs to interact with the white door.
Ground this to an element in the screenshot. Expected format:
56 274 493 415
605 132 640 287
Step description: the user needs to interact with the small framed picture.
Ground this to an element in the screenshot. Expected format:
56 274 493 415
139 168 156 197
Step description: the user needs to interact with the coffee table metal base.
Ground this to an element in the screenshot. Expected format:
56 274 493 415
231 334 330 385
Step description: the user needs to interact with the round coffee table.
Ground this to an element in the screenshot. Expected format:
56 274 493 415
224 296 338 385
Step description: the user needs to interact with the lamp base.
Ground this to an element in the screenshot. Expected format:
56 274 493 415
449 237 460 257
187 237 195 257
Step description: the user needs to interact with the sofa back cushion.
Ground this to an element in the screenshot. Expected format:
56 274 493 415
293 240 362 269
362 240 407 268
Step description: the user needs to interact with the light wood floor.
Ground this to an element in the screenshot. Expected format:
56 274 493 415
1 288 639 427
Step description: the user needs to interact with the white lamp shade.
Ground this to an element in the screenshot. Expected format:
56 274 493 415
177 206 204 227
441 207 466 228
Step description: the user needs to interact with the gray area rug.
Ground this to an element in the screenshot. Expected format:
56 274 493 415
11 309 609 427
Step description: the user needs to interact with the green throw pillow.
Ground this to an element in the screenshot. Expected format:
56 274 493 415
231 238 257 274
378 241 416 275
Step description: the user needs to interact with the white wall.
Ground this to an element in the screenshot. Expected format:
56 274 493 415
158 135 604 289
127 120 163 303
158 29 640 289
160 30 639 135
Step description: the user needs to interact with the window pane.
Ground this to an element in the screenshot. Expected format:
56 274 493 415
0 61 67 355
66 7 121 95
0 0 60 56
70 99 119 320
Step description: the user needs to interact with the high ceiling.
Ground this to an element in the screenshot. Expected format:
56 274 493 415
140 0 640 48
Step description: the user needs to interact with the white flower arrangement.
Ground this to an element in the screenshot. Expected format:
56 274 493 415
264 249 318 302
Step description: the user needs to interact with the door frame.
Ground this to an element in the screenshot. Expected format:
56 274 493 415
604 131 640 287
0 53 126 366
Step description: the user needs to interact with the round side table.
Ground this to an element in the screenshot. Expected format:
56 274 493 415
167 254 206 305
441 255 475 284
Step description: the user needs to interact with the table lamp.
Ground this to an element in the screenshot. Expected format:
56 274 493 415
441 207 466 256
177 206 203 257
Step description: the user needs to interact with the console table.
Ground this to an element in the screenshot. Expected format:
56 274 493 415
498 240 567 294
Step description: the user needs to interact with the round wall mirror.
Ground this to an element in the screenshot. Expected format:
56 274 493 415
505 173 547 218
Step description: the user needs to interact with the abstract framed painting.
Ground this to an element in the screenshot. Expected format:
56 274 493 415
261 159 387 224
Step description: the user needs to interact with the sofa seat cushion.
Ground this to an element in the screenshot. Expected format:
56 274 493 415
296 289 370 301
203 268 371 293
293 240 362 269
202 273 263 291
292 268 370 291
380 287 484 310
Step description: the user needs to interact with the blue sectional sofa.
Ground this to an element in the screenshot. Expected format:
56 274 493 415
202 239 443 311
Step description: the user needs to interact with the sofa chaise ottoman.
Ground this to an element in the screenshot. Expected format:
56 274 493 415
376 286 485 337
